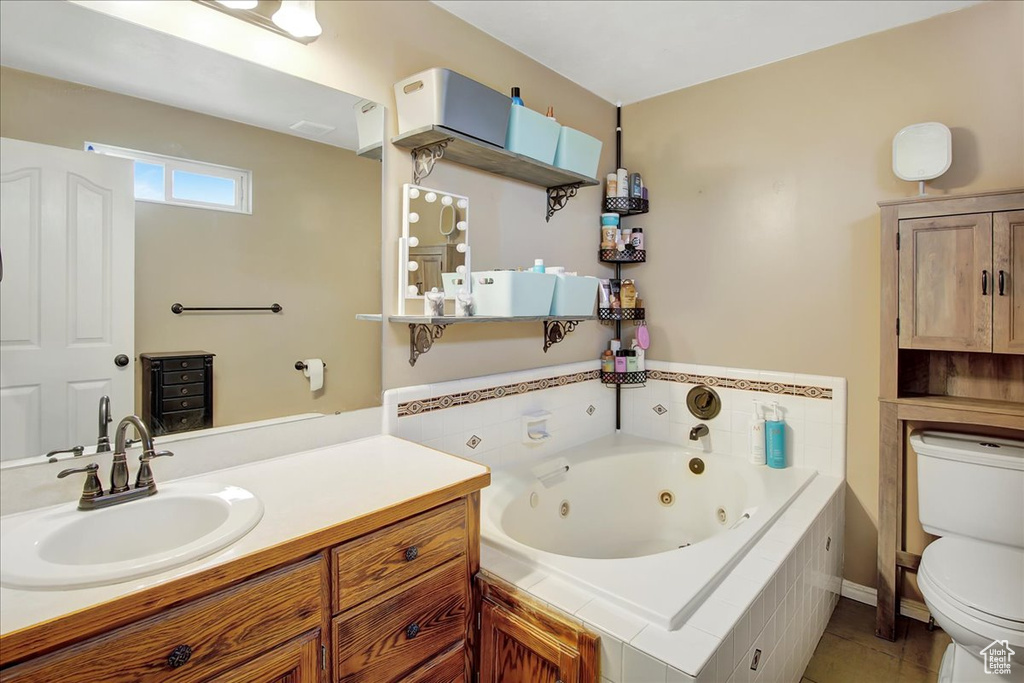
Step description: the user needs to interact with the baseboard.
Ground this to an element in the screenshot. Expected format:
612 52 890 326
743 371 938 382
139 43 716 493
840 580 931 624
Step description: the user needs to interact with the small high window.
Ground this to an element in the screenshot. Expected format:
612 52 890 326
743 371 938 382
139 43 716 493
85 143 251 214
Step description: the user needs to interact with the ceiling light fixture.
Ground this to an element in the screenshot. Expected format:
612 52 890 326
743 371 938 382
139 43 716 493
216 0 258 8
272 0 322 39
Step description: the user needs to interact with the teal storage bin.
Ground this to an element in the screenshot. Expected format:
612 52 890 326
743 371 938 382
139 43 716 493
553 126 602 178
506 105 561 164
550 275 599 316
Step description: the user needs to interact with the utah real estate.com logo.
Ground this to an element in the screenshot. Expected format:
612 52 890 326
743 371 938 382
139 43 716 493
981 640 1014 676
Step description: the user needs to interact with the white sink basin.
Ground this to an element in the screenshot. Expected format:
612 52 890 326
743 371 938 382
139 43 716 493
0 482 263 590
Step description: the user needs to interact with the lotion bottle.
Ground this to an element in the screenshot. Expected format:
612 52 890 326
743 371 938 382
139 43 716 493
749 400 766 465
766 401 787 469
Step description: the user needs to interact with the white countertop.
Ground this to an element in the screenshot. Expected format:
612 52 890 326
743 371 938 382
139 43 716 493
0 435 489 638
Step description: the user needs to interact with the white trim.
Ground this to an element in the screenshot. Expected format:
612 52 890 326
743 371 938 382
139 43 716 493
840 579 932 624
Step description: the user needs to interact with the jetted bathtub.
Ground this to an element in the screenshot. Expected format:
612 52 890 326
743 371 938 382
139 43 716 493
481 434 815 630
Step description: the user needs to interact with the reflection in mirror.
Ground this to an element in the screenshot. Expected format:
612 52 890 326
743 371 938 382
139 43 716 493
0 1 383 466
399 184 470 314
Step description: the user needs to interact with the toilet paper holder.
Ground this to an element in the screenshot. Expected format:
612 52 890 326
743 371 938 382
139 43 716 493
295 361 327 371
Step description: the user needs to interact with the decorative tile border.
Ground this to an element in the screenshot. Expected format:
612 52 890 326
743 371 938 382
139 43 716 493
397 370 600 417
647 370 833 400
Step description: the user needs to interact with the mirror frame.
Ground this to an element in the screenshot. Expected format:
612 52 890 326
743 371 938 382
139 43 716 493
398 184 470 315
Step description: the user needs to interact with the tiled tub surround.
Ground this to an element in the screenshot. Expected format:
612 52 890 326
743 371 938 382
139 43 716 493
383 360 847 681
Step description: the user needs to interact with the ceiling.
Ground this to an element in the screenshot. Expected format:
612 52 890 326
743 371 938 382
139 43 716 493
0 1 365 150
432 0 982 105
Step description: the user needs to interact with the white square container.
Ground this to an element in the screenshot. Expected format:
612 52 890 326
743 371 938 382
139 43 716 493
354 99 384 159
394 68 511 148
472 271 556 317
442 273 467 300
550 275 599 316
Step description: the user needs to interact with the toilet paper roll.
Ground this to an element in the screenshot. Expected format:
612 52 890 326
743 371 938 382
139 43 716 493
302 358 324 392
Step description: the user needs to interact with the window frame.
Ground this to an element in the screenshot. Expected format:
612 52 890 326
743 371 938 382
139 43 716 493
85 142 252 215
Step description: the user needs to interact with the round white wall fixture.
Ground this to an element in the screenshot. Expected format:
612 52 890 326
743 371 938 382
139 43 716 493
892 122 952 182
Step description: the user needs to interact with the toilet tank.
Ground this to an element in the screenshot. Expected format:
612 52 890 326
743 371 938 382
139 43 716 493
912 431 1024 548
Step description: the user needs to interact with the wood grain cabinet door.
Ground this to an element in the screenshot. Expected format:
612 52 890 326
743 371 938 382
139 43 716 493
478 599 579 683
203 631 322 683
994 210 1024 354
899 213 993 351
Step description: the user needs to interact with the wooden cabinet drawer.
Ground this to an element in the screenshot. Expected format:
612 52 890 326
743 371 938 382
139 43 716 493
162 396 204 412
163 369 205 385
164 357 206 371
333 500 465 613
2 557 326 683
164 382 205 398
334 556 468 683
159 409 207 432
402 644 465 683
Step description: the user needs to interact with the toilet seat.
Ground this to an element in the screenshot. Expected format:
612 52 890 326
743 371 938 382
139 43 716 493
919 537 1024 633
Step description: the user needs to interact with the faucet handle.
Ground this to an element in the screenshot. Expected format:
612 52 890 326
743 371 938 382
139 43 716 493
57 463 104 503
46 445 85 462
135 450 174 490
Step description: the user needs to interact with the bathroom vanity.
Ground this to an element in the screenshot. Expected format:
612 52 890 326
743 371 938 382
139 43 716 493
0 436 490 683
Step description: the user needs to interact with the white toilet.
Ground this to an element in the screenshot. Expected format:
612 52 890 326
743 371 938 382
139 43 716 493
912 431 1024 683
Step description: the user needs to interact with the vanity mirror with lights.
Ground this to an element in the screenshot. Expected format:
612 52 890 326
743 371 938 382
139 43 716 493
0 1 384 467
398 184 470 315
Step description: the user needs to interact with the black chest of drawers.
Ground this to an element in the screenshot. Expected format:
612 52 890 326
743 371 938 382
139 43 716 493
140 351 215 436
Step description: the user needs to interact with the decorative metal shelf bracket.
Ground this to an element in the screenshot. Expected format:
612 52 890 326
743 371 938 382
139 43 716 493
409 323 448 366
411 139 452 184
546 182 583 222
542 320 581 352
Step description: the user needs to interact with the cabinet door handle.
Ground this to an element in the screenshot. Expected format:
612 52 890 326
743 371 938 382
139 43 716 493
999 270 1006 296
406 623 420 639
405 546 419 562
982 270 989 296
167 644 193 668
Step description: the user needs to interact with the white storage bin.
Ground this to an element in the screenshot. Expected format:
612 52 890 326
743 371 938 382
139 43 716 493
442 272 467 300
353 99 383 158
394 68 511 148
472 271 556 317
550 275 599 316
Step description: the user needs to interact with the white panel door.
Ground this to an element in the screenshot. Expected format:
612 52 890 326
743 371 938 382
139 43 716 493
1 137 134 461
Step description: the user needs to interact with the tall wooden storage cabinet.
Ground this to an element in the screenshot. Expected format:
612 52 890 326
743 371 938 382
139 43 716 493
876 189 1024 641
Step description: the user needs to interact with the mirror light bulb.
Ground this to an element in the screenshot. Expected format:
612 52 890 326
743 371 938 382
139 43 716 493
456 265 466 274
408 187 420 199
441 195 453 206
456 243 468 253
272 0 323 38
408 212 419 224
456 221 468 231
407 261 419 272
457 199 468 209
424 192 437 203
407 236 419 247
407 285 419 296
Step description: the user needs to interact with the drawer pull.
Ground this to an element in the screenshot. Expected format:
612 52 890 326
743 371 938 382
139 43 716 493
405 546 419 562
406 623 420 639
181 374 190 381
181 401 190 408
167 644 193 668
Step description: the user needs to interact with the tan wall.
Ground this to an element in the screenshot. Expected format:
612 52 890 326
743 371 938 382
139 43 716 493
622 0 1024 595
0 67 383 426
77 0 619 391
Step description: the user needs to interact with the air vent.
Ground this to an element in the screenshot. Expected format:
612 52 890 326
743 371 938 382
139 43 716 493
289 120 336 137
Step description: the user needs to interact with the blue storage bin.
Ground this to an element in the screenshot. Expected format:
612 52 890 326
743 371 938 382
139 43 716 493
506 105 561 165
550 275 599 316
553 127 602 178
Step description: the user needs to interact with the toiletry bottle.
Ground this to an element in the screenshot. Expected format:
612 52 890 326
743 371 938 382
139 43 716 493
630 172 643 198
614 350 627 373
766 401 786 469
601 350 615 373
610 338 622 352
631 227 644 251
625 349 638 373
630 339 646 371
545 106 556 120
511 87 524 106
606 174 618 199
616 168 629 198
749 400 766 466
532 259 545 273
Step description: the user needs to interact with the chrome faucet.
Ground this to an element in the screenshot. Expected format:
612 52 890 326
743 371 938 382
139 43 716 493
689 424 709 441
96 395 112 453
58 415 173 510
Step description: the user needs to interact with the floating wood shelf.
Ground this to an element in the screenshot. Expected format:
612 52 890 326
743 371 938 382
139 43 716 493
385 315 596 366
391 125 599 221
881 394 1024 429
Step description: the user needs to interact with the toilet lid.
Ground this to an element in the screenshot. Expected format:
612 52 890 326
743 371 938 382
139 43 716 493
920 537 1024 625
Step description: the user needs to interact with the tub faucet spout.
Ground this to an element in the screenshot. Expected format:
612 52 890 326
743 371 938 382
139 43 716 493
689 424 709 441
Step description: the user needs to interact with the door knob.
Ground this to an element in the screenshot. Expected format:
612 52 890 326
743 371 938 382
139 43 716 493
114 354 130 367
